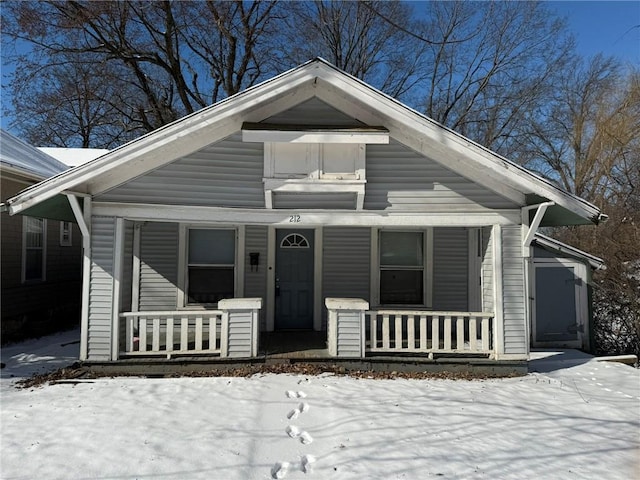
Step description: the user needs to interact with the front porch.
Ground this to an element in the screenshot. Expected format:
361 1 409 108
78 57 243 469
117 298 496 361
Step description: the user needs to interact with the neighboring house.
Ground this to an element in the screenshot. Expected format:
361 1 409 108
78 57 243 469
4 59 606 365
0 130 82 343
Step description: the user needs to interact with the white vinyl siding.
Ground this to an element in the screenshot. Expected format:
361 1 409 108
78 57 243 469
245 225 268 329
87 216 115 361
265 97 362 126
365 140 517 211
481 226 494 312
502 225 527 354
432 227 468 311
138 222 179 311
96 133 264 207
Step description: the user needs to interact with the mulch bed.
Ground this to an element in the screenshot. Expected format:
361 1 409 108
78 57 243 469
15 362 515 389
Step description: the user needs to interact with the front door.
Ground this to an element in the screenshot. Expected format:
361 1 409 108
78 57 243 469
275 229 314 330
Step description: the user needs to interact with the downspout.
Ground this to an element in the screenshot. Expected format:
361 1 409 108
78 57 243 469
521 201 554 358
66 194 91 361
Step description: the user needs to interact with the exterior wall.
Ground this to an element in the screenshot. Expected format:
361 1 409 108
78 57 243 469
87 216 115 360
138 222 179 311
365 140 517 211
244 225 268 328
264 97 361 126
432 227 469 311
97 133 265 208
501 225 527 355
121 220 134 312
481 226 494 312
1 175 82 343
322 227 371 328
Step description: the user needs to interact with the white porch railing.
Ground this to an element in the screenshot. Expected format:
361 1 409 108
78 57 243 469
121 311 224 356
366 310 495 355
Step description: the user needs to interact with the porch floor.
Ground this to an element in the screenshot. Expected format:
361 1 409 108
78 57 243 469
261 331 329 359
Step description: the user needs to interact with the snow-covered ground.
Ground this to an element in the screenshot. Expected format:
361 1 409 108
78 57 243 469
1 330 639 480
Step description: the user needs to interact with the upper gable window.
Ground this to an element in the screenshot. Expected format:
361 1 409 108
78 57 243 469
266 143 364 180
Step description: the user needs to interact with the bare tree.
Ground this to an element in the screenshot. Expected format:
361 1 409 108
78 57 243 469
276 1 430 100
2 0 283 146
413 1 572 155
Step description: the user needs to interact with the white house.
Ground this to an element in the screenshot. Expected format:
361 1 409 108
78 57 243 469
4 59 605 366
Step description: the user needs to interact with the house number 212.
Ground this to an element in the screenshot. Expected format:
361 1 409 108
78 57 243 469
289 214 301 223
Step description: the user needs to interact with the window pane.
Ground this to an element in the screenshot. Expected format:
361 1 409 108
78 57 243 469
25 249 43 281
188 267 234 304
189 229 235 264
380 269 423 304
380 231 423 266
25 218 43 248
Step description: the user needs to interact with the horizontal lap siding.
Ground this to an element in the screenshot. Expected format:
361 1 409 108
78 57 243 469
265 97 361 125
88 216 115 361
97 134 264 207
365 140 516 211
244 225 268 330
502 225 526 354
482 227 494 312
227 312 253 357
336 311 362 357
121 220 134 312
323 227 371 330
139 223 179 311
433 227 468 311
273 193 356 209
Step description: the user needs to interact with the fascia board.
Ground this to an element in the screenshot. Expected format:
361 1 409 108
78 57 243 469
6 63 321 215
312 63 601 223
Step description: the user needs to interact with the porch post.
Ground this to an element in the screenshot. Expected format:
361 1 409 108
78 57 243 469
218 298 263 358
111 217 125 361
492 225 505 358
325 298 369 358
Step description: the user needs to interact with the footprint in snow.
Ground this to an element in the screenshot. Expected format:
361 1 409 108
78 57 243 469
286 425 314 444
286 390 307 399
302 454 316 473
271 461 290 479
287 402 310 420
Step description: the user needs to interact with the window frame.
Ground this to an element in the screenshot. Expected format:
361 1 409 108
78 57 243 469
59 221 73 246
22 216 47 283
372 228 433 308
177 225 243 309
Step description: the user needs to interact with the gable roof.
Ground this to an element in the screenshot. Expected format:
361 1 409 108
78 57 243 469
4 58 603 225
0 129 69 181
533 233 605 270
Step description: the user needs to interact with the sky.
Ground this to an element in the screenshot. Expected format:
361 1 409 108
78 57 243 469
1 1 639 135
550 1 640 64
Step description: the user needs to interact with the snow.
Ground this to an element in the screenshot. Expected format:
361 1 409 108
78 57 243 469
2 331 639 480
38 147 110 167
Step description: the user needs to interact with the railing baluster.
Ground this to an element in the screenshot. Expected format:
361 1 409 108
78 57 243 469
394 315 403 350
139 318 147 352
126 317 134 353
180 317 188 351
166 316 174 352
419 315 427 350
482 316 490 351
208 316 216 351
444 316 452 351
469 317 477 351
456 316 464 351
431 315 439 351
407 314 415 350
152 317 161 352
195 316 203 350
382 314 390 350
370 314 378 350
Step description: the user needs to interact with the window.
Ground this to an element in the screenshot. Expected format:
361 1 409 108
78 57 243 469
23 217 46 282
60 221 72 246
186 229 235 305
379 231 424 305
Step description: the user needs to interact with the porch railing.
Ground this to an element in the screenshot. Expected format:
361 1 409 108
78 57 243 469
366 310 495 355
121 310 224 356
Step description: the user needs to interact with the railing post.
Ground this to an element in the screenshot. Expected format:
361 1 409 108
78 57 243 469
325 298 369 358
218 298 263 358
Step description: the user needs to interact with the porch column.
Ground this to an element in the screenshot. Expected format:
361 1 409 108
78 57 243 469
219 298 262 358
326 298 369 358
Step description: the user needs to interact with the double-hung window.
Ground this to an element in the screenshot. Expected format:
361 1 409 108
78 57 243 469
23 217 46 282
187 229 235 305
379 231 424 305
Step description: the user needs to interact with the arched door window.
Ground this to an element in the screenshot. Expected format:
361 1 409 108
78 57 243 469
280 233 309 248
